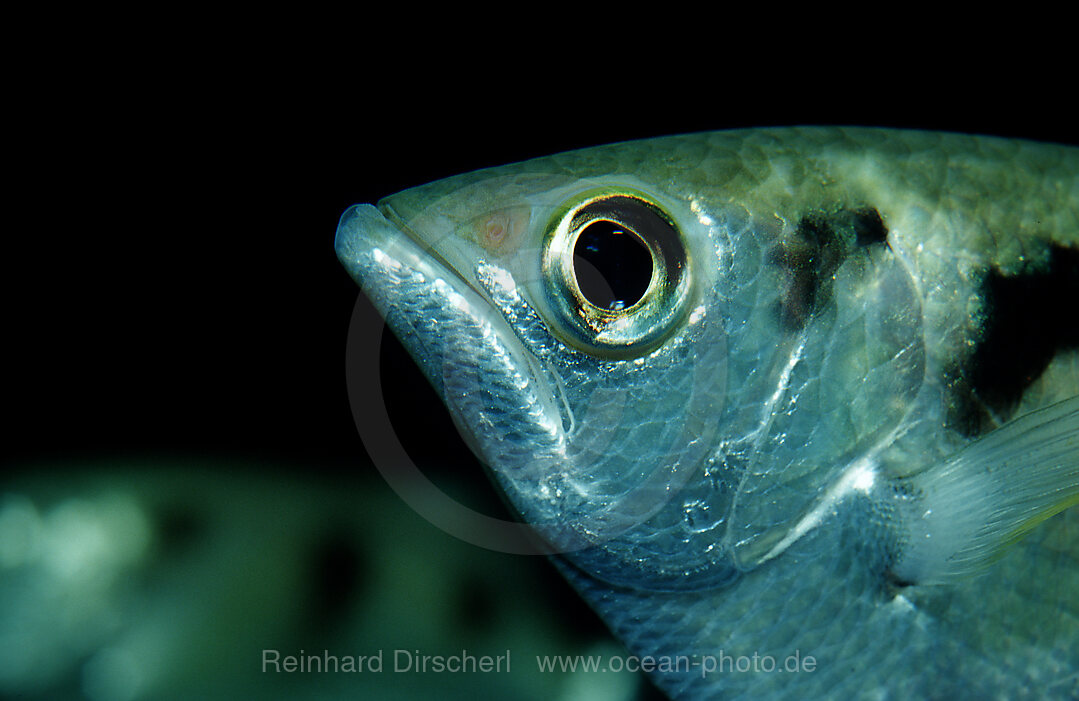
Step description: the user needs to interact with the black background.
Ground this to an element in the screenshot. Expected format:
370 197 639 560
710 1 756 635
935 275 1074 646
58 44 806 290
6 74 1077 482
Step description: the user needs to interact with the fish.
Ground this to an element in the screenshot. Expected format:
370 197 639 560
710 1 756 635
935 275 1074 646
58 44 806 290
335 127 1079 700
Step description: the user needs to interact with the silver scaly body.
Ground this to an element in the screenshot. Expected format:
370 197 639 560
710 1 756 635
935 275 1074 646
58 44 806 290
337 128 1079 699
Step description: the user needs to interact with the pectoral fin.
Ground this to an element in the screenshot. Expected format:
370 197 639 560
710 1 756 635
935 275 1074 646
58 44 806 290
893 395 1079 584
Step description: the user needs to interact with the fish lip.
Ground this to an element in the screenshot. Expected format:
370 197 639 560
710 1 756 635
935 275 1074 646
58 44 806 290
375 200 478 292
334 201 482 302
337 202 559 556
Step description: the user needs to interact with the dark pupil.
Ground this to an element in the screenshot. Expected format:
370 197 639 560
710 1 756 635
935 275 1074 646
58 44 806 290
573 219 653 310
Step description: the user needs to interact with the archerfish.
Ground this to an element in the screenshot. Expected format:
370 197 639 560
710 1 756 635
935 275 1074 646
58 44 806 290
336 128 1079 700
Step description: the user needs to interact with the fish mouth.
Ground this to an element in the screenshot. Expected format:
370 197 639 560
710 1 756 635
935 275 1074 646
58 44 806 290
335 201 526 412
337 202 563 555
335 203 478 300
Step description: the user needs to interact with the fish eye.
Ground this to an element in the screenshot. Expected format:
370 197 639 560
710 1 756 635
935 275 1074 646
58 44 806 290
542 191 692 357
572 218 653 311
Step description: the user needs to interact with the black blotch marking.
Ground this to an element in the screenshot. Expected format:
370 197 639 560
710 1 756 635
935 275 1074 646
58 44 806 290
770 213 850 330
851 207 889 247
952 243 1079 434
305 527 367 630
770 207 891 331
454 574 497 632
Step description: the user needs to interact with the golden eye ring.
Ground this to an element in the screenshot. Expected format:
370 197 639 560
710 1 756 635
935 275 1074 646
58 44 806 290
542 190 693 357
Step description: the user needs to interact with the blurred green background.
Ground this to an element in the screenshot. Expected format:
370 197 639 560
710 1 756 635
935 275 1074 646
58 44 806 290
0 459 653 700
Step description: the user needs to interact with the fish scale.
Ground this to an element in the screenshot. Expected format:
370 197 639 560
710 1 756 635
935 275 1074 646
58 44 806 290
337 127 1079 699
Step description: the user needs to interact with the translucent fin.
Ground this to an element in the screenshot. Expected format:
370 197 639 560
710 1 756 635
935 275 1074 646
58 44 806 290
894 395 1079 584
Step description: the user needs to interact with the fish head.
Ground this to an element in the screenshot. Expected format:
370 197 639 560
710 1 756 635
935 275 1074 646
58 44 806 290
337 132 926 592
